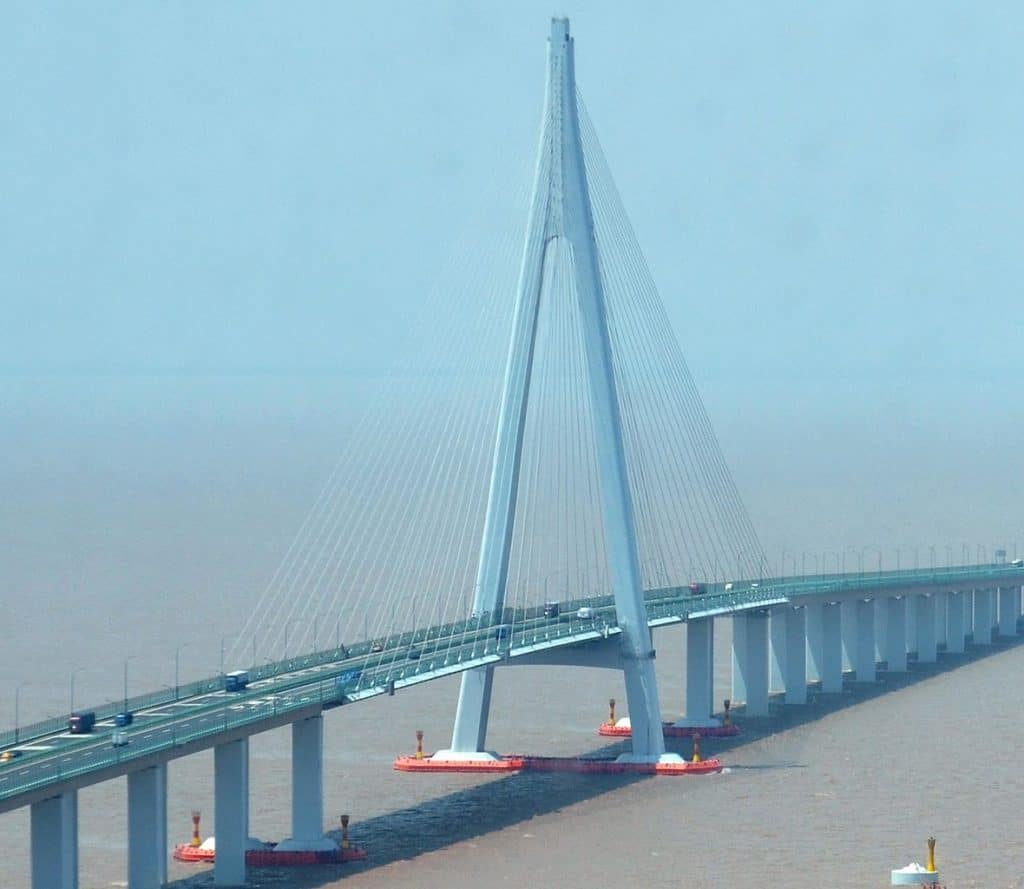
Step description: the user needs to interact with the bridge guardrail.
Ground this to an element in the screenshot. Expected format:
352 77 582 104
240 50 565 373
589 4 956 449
3 564 1021 752
0 679 352 804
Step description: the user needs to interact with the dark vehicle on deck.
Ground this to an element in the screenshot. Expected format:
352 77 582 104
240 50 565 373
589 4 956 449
68 712 96 734
224 671 249 692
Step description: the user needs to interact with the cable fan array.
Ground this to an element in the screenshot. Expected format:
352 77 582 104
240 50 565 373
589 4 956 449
228 90 767 668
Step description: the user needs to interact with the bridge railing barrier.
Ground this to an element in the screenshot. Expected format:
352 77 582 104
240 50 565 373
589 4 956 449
3 565 1020 751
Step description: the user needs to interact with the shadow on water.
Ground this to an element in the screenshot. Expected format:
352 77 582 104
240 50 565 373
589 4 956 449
167 627 1024 887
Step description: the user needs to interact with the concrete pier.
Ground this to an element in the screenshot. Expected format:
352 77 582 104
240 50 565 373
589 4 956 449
946 591 966 653
770 606 806 704
214 738 249 886
933 590 948 648
854 599 876 682
732 610 769 716
905 594 918 656
884 596 907 672
805 602 822 683
841 600 856 671
819 602 843 693
679 617 716 725
31 791 77 889
998 587 1018 637
874 598 886 663
973 589 993 644
127 764 167 889
915 594 937 663
274 715 334 851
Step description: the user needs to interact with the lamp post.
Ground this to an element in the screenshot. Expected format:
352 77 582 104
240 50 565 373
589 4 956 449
14 682 27 743
822 551 832 575
284 620 302 660
122 656 139 713
220 635 235 677
174 642 193 701
860 545 881 576
802 551 819 578
69 666 87 716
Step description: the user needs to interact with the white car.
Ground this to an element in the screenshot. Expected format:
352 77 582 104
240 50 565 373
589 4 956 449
576 606 595 619
1012 559 1023 568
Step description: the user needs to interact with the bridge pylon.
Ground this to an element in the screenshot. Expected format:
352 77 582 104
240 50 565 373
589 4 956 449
435 17 676 765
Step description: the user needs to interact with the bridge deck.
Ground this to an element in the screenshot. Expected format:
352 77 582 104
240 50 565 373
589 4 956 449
0 563 1019 813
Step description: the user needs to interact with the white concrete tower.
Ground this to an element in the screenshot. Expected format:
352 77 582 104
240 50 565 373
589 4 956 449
444 17 670 762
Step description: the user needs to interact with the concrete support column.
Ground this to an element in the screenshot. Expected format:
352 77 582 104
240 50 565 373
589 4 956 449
933 591 948 649
819 602 843 693
275 715 333 851
769 607 785 694
905 594 918 656
784 606 807 703
884 596 907 672
973 589 993 645
841 600 856 671
874 599 886 663
127 764 167 889
730 611 747 705
680 617 715 726
998 587 1018 637
732 610 769 716
945 591 966 653
915 594 937 663
805 603 822 683
31 791 78 889
854 599 876 682
769 606 806 703
214 738 249 887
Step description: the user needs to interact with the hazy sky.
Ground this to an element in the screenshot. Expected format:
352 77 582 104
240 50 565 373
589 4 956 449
4 2 1023 563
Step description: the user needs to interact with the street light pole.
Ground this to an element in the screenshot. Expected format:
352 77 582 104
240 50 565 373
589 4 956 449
122 655 139 712
219 634 236 677
174 642 193 701
284 620 302 660
69 666 87 716
14 683 27 743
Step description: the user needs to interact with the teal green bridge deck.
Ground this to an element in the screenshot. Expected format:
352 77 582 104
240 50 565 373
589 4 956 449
2 562 1020 813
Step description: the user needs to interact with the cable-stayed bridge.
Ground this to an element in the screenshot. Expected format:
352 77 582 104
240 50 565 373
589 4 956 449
3 17 1022 889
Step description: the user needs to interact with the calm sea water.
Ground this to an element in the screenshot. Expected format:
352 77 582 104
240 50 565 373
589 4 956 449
2 379 1021 888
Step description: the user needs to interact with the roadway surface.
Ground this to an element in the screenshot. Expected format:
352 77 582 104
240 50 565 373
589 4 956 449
1 562 1021 813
